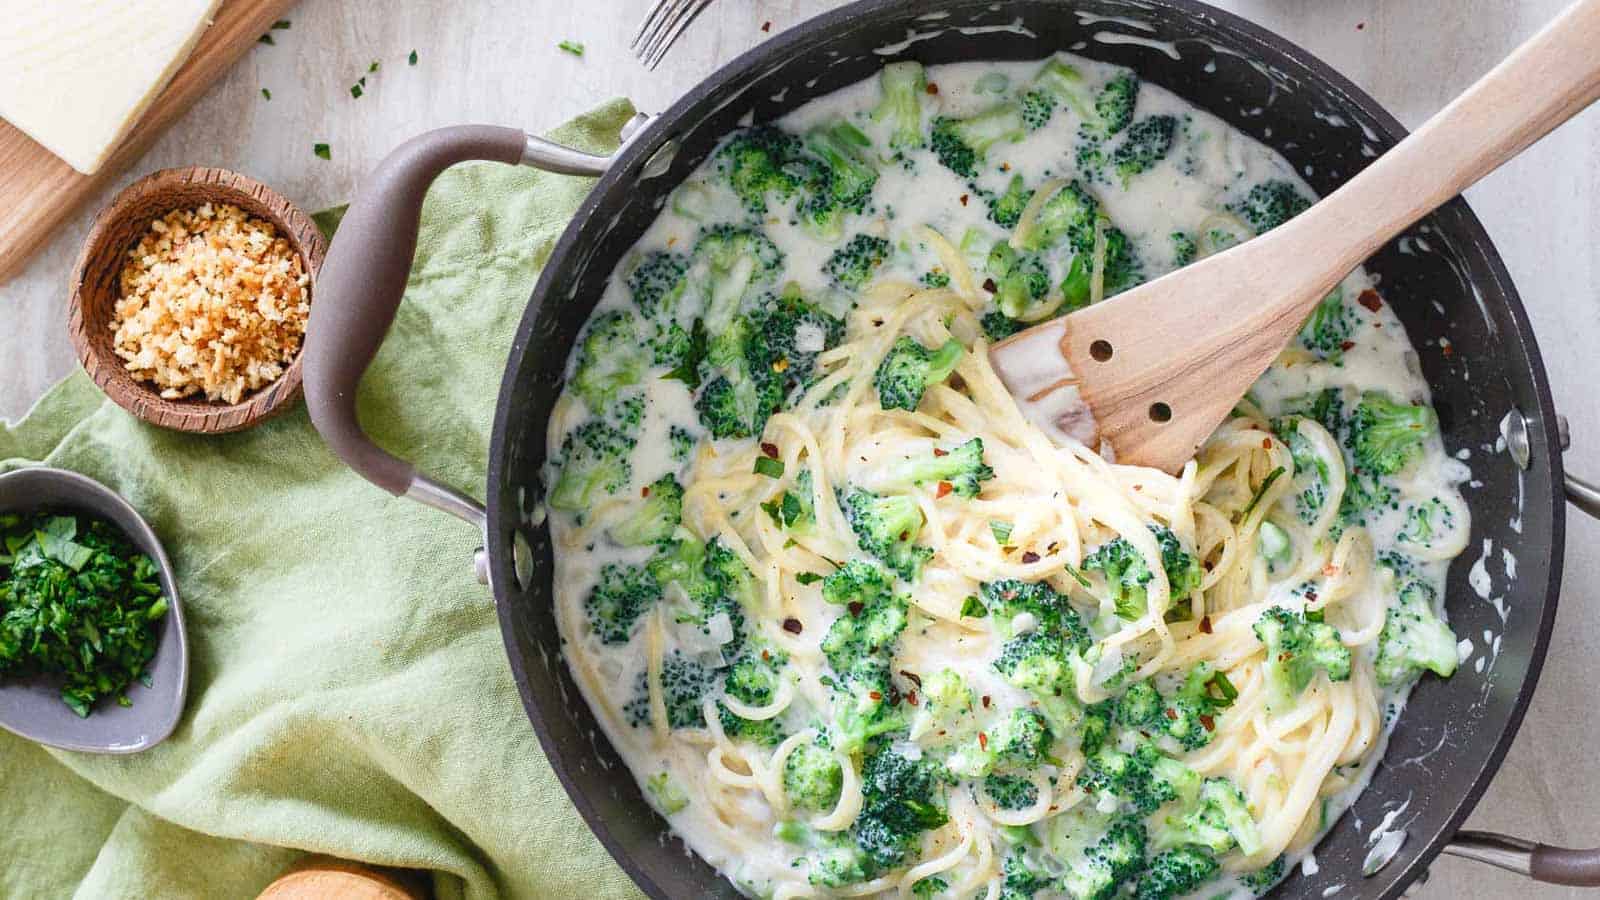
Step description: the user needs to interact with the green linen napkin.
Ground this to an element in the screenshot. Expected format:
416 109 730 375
0 100 648 900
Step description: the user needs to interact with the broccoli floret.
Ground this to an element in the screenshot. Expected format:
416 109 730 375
1020 89 1056 131
825 233 892 289
1239 856 1287 896
549 412 638 511
749 287 846 390
669 425 695 462
1273 416 1333 525
724 645 788 706
1062 817 1148 900
998 850 1054 900
877 436 995 499
821 558 895 606
1025 57 1094 128
1078 736 1199 814
659 651 715 729
852 744 949 872
1170 231 1197 267
1339 468 1398 531
1098 225 1143 296
644 770 690 814
627 250 689 322
570 311 646 412
980 578 1091 648
800 121 880 238
831 658 911 754
1398 496 1453 547
872 60 927 151
718 702 786 746
984 773 1040 811
987 240 1054 320
840 487 932 581
1299 286 1354 361
715 126 806 214
1135 846 1220 900
1253 606 1352 709
911 876 949 898
763 468 817 533
874 335 965 412
1162 663 1234 751
992 631 1073 695
929 104 1027 178
821 587 909 675
1347 390 1437 476
646 534 715 603
1015 180 1097 254
909 667 974 742
1375 578 1459 686
785 741 845 811
809 833 874 888
649 535 753 660
1094 72 1139 135
989 174 1034 228
1234 179 1312 233
982 310 1025 341
992 707 1052 766
1154 777 1262 856
920 269 952 289
584 563 661 644
1111 115 1177 183
691 224 783 332
1116 680 1165 731
608 474 683 546
1082 526 1201 621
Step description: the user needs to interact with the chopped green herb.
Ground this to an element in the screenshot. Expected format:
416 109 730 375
313 143 331 160
1238 466 1287 521
796 572 823 586
350 82 364 99
960 595 988 618
368 60 380 73
257 33 275 45
754 457 785 478
558 40 585 56
1208 670 1238 704
271 19 290 29
408 49 419 66
990 520 1013 545
260 88 271 101
0 512 170 717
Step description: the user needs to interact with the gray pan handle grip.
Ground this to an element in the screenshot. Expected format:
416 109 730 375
1445 831 1600 886
303 124 620 531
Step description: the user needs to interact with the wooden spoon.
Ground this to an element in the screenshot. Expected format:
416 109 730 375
990 0 1600 473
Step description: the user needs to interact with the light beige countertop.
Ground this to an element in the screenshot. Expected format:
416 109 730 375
3 1 1597 897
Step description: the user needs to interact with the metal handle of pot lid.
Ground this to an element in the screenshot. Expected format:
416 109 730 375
303 117 649 535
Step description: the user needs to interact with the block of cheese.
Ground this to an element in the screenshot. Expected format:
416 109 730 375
0 0 225 175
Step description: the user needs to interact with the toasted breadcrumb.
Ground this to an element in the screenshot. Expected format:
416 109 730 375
111 203 309 404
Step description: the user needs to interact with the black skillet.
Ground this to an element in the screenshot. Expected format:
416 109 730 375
301 1 1600 895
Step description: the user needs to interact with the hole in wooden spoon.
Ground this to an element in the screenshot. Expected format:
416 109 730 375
1089 339 1113 362
1149 402 1172 423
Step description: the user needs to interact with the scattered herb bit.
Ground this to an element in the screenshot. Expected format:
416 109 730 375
260 88 271 101
558 40 585 56
257 33 275 45
368 60 381 73
271 19 291 29
989 520 1013 545
959 595 988 618
753 457 785 479
313 143 331 160
796 572 823 586
409 49 419 66
1238 465 1287 521
1208 670 1239 704
0 512 170 717
349 82 364 99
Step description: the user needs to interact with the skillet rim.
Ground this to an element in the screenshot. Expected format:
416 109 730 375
486 1 1566 896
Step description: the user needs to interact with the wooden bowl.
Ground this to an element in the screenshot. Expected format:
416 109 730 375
68 166 327 433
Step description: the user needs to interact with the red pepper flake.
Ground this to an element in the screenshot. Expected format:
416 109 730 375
1200 714 1216 731
1262 438 1273 450
937 481 953 498
959 193 969 206
848 601 864 617
1306 589 1319 602
761 20 772 32
1000 162 1011 172
868 690 883 701
1356 21 1366 30
1164 708 1178 720
782 618 803 634
981 695 991 708
1441 341 1455 357
900 669 923 687
926 81 940 95
1199 615 1213 634
641 485 652 497
977 732 988 750
932 447 949 457
1358 288 1383 311
761 649 771 661
982 278 997 293
1323 564 1340 577
906 691 919 706
1021 550 1040 564
1340 340 1356 352
761 442 779 459
949 373 966 390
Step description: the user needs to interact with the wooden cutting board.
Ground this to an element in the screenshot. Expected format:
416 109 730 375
0 0 298 284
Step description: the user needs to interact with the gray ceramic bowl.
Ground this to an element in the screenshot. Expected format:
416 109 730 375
0 467 188 753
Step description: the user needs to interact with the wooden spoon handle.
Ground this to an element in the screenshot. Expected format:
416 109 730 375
1275 0 1600 302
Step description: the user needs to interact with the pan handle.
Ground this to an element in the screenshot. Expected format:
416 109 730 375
1445 831 1600 886
302 120 647 533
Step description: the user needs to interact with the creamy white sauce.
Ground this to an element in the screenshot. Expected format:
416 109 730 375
546 53 1471 899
